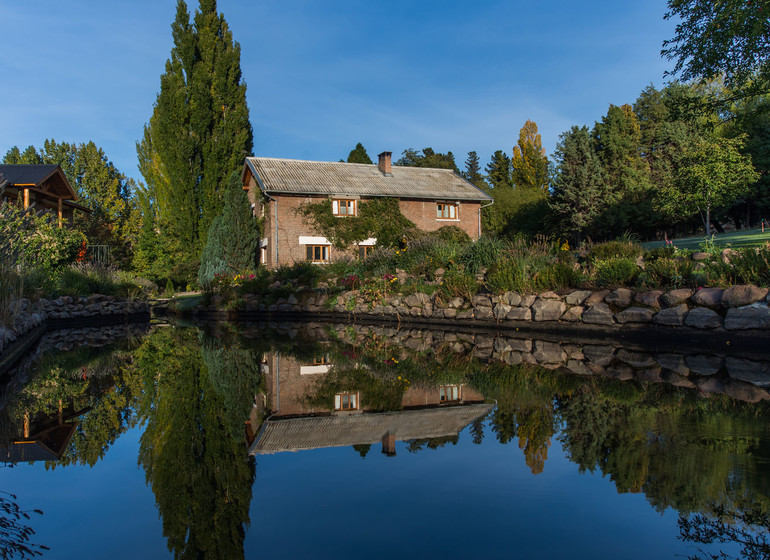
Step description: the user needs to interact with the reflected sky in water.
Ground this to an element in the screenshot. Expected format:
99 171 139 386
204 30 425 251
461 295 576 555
1 321 767 559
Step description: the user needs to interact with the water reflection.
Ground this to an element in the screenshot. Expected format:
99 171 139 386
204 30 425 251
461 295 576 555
1 320 769 559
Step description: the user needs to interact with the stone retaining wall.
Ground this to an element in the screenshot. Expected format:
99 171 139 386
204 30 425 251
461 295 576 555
0 296 151 357
207 285 770 332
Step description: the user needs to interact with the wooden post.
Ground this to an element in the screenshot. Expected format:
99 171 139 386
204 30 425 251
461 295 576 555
23 412 30 439
58 197 63 227
23 188 29 209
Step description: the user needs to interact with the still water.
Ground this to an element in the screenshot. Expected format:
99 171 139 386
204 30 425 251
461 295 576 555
1 320 769 559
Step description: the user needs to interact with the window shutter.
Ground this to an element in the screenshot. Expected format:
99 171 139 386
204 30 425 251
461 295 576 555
332 200 339 214
334 395 341 409
306 246 312 260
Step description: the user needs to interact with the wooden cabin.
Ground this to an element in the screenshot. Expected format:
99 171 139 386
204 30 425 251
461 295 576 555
0 164 89 227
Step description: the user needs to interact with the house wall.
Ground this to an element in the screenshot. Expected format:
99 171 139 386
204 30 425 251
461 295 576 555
257 192 484 268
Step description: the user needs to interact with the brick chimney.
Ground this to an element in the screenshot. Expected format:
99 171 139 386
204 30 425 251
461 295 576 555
377 151 392 176
381 431 396 456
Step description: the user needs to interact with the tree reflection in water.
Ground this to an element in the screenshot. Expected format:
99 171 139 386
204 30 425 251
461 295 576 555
3 320 770 558
134 326 261 560
0 487 48 558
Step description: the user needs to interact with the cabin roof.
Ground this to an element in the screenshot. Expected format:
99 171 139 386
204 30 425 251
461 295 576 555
243 157 493 202
0 164 79 201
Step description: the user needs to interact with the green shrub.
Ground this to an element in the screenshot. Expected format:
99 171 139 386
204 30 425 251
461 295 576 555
639 258 693 289
644 246 676 261
164 278 175 296
593 258 639 287
536 261 584 290
588 241 642 263
430 225 471 244
438 269 478 300
458 237 506 274
730 244 770 286
275 261 322 288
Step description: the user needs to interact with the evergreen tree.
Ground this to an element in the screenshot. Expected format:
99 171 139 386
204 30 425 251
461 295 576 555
484 150 513 190
511 120 550 192
396 147 459 173
137 0 252 280
550 126 614 243
346 142 373 164
462 151 487 189
592 104 655 237
198 172 259 287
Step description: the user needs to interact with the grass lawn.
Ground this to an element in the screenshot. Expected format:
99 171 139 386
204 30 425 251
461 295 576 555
642 227 770 251
170 292 204 312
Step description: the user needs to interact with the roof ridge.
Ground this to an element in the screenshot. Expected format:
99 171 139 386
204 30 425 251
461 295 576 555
246 156 456 173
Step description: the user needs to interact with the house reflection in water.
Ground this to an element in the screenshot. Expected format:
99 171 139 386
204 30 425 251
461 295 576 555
247 353 493 457
0 404 82 463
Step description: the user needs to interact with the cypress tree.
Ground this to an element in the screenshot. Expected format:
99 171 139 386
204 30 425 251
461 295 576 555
198 172 259 287
137 0 252 280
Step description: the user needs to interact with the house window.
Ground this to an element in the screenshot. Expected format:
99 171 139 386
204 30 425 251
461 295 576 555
260 246 267 264
334 392 359 411
437 203 458 220
332 199 356 217
311 353 331 365
440 384 461 402
306 245 330 263
358 245 373 260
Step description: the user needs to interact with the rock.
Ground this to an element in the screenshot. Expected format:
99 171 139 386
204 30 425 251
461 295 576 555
566 360 594 375
435 268 445 276
605 288 633 308
691 288 723 307
506 307 532 321
686 355 723 376
286 294 298 305
654 304 689 326
561 306 584 322
697 377 726 395
722 285 769 308
565 290 592 306
585 290 610 306
519 295 537 308
636 367 664 383
538 291 562 300
447 297 464 309
494 338 512 354
493 303 512 320
662 370 696 389
443 308 458 319
724 304 770 330
615 307 654 324
724 380 770 403
583 345 616 366
503 291 522 306
533 341 567 364
582 303 615 325
692 251 710 261
474 306 494 320
607 365 634 381
655 353 689 375
472 294 493 307
634 290 663 309
721 248 735 263
531 299 566 321
456 310 474 319
726 357 770 388
660 289 694 308
617 349 655 368
509 339 533 352
685 307 723 329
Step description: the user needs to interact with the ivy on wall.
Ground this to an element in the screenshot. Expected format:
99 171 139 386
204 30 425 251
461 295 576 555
297 198 418 249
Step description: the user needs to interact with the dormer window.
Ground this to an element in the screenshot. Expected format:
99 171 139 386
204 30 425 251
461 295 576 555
333 199 356 217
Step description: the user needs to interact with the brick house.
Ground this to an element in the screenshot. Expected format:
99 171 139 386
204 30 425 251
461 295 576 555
241 152 493 267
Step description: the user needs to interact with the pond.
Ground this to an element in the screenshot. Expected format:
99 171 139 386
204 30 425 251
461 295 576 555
1 320 769 559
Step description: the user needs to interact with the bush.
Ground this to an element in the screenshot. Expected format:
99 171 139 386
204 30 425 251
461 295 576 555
593 258 639 287
639 258 694 289
458 237 506 274
588 241 642 263
429 225 471 244
730 244 770 286
438 269 478 300
274 261 322 288
644 246 676 261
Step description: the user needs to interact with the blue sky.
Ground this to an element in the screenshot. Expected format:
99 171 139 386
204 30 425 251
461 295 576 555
0 0 676 182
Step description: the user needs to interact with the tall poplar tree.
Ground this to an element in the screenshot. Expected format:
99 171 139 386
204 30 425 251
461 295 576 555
511 120 550 192
137 0 252 281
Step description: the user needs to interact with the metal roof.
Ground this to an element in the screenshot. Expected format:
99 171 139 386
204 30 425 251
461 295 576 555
249 403 493 455
244 157 492 201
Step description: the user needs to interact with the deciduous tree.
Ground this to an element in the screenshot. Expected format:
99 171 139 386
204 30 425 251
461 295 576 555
511 120 549 192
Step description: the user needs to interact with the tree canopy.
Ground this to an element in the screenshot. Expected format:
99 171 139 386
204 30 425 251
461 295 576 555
346 142 373 164
511 120 549 192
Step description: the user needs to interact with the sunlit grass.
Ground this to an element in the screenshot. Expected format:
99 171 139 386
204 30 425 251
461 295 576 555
643 227 770 251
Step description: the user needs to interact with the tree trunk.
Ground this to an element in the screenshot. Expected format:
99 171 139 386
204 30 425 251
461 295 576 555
704 206 711 237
